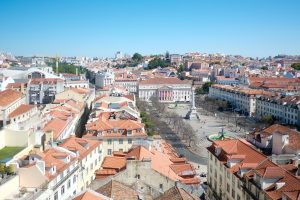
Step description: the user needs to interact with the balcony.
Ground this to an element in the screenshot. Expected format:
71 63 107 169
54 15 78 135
52 165 79 190
207 182 223 200
241 182 259 200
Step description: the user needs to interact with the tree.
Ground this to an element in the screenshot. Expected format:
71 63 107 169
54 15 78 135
183 123 196 147
165 51 170 61
261 66 268 70
291 63 300 70
202 82 215 94
132 53 143 63
261 114 275 124
195 87 205 95
141 112 155 136
48 62 85 74
0 164 5 177
147 57 168 69
5 165 14 175
177 64 184 73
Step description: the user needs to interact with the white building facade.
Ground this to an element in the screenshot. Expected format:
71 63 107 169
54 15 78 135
256 95 300 126
95 69 115 88
138 77 192 102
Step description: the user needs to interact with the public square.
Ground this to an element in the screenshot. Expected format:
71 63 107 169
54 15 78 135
165 103 249 159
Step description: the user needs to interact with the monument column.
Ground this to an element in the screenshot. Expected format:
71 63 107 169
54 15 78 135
186 87 199 120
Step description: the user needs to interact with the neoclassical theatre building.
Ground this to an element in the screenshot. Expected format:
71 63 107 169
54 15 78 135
138 77 192 102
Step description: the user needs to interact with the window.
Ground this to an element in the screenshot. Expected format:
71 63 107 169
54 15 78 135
256 188 260 198
73 175 76 183
237 194 241 200
128 138 132 144
237 180 241 189
159 184 163 191
119 139 123 144
67 180 71 189
108 139 112 145
61 185 65 195
227 183 230 193
54 192 58 200
232 189 235 198
136 174 140 179
107 149 112 155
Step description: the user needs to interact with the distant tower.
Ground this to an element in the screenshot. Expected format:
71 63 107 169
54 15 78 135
55 56 59 74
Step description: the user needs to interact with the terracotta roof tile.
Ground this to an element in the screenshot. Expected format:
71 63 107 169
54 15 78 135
155 186 199 200
73 190 109 200
9 104 35 118
59 136 101 160
30 78 63 84
101 156 126 170
0 89 23 107
96 180 138 200
139 77 191 85
43 118 68 140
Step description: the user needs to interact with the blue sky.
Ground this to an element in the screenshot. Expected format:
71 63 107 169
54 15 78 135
0 0 299 57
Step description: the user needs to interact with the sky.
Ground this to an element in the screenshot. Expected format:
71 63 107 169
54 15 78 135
0 0 300 58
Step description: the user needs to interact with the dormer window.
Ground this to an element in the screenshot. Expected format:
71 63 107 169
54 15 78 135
215 147 221 156
51 165 56 175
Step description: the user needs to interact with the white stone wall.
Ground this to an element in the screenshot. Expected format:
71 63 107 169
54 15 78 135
207 150 244 200
102 137 143 156
114 160 175 198
138 84 191 102
78 144 103 192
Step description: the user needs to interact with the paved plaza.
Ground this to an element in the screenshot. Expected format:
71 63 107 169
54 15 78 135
166 104 249 159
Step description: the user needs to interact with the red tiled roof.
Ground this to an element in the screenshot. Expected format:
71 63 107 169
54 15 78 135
0 89 23 107
101 156 126 170
43 118 68 140
59 136 101 160
251 124 300 151
30 78 63 84
73 190 107 200
139 77 191 85
9 104 35 118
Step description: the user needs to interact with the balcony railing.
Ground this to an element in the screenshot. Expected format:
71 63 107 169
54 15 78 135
241 182 259 200
207 182 223 200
